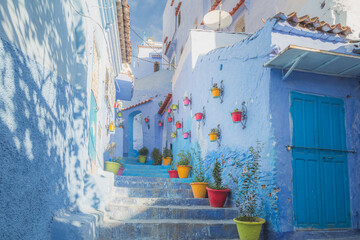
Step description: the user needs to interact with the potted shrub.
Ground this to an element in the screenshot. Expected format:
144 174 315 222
183 132 190 139
114 156 125 176
231 108 242 123
168 116 173 122
151 148 162 165
105 143 120 174
158 120 163 127
138 147 149 163
183 97 190 106
176 121 182 129
195 112 203 121
232 144 266 240
190 146 209 198
168 161 178 178
162 147 172 166
210 83 220 98
208 128 218 142
176 150 191 178
206 159 229 207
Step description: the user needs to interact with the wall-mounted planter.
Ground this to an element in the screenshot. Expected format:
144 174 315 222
183 132 190 139
209 125 221 146
158 121 163 127
114 102 119 108
183 97 190 106
210 81 224 103
168 170 179 178
167 108 172 113
208 132 217 142
144 117 149 123
231 110 242 123
171 132 177 138
109 124 115 132
117 111 122 117
211 87 221 98
176 121 182 129
168 117 173 123
171 104 178 111
195 113 203 121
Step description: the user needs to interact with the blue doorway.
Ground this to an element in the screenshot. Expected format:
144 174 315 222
291 92 350 229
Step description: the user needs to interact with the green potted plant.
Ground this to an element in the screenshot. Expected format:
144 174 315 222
206 159 229 207
105 143 120 174
151 148 162 165
176 150 191 178
231 143 265 240
210 83 220 98
208 128 218 142
162 147 172 166
190 145 209 198
114 156 125 176
231 108 242 123
138 147 149 163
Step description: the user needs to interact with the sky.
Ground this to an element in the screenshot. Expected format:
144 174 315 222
128 0 167 58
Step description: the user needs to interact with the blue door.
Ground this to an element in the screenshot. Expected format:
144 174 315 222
291 92 350 229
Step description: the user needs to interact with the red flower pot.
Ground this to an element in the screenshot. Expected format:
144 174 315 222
168 170 179 178
183 132 189 139
168 117 173 123
158 122 163 127
144 118 149 123
195 113 203 121
231 111 242 123
116 167 125 176
114 102 119 109
183 98 190 106
206 187 230 207
176 123 182 129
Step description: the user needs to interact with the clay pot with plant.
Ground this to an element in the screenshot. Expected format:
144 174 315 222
176 150 191 178
105 143 120 174
190 145 209 198
176 121 182 129
208 128 218 142
230 142 266 240
231 108 242 123
206 159 229 207
151 148 162 165
162 147 172 166
167 159 178 178
210 83 220 98
138 147 149 163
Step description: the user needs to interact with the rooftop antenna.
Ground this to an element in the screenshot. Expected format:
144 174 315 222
203 1 232 31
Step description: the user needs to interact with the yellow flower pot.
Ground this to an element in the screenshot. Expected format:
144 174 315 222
109 124 115 132
233 217 265 240
177 165 191 178
163 157 172 166
190 182 209 198
211 87 220 98
208 132 217 142
105 161 120 174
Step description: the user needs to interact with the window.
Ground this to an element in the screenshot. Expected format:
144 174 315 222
154 62 160 72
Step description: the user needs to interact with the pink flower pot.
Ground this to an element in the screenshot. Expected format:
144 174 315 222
183 98 190 106
117 167 125 176
183 132 189 139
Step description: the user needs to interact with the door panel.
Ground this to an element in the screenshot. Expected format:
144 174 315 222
291 92 350 229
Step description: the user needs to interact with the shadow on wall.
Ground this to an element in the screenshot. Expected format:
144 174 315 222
0 1 91 239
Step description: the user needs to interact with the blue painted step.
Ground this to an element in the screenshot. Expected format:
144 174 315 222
109 197 210 207
112 187 193 198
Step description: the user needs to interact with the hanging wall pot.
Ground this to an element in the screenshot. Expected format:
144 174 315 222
231 109 242 123
144 117 149 123
171 104 178 111
195 113 203 121
231 102 248 129
176 121 182 129
183 131 190 139
117 111 122 117
183 97 190 106
109 123 115 132
114 102 119 109
158 121 163 127
171 132 176 138
210 84 221 98
167 108 172 113
168 116 173 123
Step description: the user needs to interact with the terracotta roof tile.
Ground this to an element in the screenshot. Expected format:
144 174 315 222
158 94 172 115
170 0 174 7
275 12 352 37
229 0 245 16
175 2 182 16
121 98 154 111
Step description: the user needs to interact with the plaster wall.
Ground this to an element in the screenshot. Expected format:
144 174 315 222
133 44 163 79
0 0 119 239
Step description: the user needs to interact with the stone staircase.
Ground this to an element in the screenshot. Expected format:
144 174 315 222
99 159 239 240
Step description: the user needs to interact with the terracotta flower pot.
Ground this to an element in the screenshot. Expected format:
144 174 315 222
195 113 203 121
183 98 190 106
208 132 217 142
177 165 191 178
206 187 230 207
190 182 209 198
183 132 189 139
168 170 179 178
231 111 242 123
163 157 172 166
176 122 182 129
211 87 221 98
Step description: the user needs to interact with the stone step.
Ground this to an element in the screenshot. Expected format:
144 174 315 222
115 180 192 189
112 187 193 198
106 204 238 221
115 176 192 183
100 218 238 240
109 197 210 207
124 164 170 170
121 172 170 178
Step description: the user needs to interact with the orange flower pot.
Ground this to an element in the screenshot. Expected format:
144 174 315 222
177 165 191 178
163 157 172 166
211 87 220 98
190 182 209 198
208 132 217 142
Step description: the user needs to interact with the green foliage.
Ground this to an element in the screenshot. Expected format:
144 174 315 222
210 83 218 90
151 148 162 165
177 150 191 166
208 159 226 190
114 156 125 168
138 147 149 156
230 141 264 222
210 128 218 133
191 144 208 183
163 147 172 158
